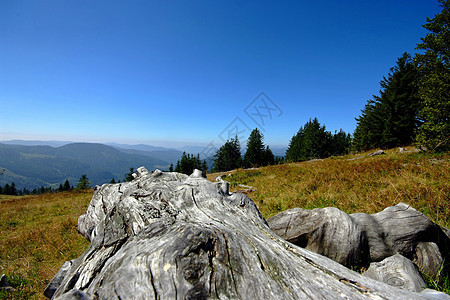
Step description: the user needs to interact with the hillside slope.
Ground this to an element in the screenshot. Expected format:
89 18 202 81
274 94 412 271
208 148 449 228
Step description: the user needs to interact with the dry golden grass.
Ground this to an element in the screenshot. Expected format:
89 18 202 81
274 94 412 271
0 190 92 299
209 150 449 228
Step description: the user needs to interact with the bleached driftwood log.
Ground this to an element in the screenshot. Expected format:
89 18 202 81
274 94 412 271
47 168 434 299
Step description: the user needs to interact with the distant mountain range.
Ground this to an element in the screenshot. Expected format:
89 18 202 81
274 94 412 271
0 142 178 190
0 140 286 190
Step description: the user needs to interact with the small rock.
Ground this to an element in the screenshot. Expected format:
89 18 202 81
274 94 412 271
367 150 385 157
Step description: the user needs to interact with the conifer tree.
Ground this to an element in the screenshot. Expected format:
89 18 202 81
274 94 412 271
76 174 91 190
10 182 18 196
213 136 242 172
286 118 332 161
353 53 420 151
264 146 275 166
3 183 11 195
415 0 450 151
174 152 205 175
244 129 266 167
124 168 135 182
63 179 71 191
331 129 352 156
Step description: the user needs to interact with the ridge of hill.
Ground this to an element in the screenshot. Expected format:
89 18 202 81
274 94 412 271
0 142 172 190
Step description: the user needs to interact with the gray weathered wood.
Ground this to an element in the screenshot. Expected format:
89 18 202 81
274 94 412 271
47 168 432 299
268 203 449 280
267 207 370 268
413 242 444 278
363 254 426 292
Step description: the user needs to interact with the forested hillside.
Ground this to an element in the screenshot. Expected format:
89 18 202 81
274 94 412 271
0 143 169 190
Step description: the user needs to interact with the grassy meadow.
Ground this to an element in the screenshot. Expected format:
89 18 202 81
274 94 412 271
1 148 448 298
209 149 449 228
0 191 92 299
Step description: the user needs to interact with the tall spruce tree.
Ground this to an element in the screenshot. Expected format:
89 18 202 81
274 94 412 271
286 118 331 161
213 136 242 172
63 179 71 191
380 53 420 148
244 129 266 167
415 0 450 151
76 174 91 190
353 53 420 151
264 146 275 165
331 129 352 156
124 168 135 182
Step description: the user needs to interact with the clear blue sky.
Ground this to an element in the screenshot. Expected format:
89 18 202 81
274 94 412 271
0 1 441 148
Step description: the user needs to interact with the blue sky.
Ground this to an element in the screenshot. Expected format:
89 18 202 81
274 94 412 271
0 1 441 148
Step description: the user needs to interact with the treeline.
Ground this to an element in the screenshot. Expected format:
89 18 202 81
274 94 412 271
286 118 351 162
212 129 276 172
170 153 208 175
171 125 351 175
0 180 73 196
354 1 449 152
0 174 91 196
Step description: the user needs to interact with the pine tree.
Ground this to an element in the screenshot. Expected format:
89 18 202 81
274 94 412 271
380 53 420 148
415 0 450 151
264 146 275 166
63 179 71 191
331 129 352 156
353 53 419 151
169 163 174 172
3 183 11 195
175 161 181 173
174 152 204 175
244 129 265 167
213 136 242 172
286 118 332 161
10 182 18 195
201 160 208 173
124 168 135 182
76 174 91 190
110 178 116 184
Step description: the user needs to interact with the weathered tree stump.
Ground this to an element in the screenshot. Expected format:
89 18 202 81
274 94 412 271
47 168 434 299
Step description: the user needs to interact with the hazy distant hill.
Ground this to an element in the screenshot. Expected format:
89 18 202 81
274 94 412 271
0 139 72 147
0 140 287 190
0 143 171 190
